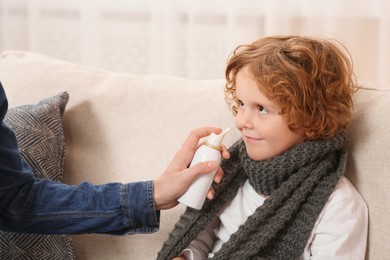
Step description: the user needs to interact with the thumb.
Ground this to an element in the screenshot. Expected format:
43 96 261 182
182 161 219 183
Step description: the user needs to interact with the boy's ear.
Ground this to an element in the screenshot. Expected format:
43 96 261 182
305 129 316 140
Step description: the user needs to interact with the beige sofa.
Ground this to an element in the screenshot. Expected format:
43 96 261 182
0 51 389 260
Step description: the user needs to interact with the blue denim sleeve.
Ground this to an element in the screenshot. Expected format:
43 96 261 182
0 82 160 235
121 181 160 234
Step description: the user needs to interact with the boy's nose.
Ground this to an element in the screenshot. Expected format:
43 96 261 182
235 109 253 129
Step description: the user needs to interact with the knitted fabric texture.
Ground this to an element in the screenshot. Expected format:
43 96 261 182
158 134 347 260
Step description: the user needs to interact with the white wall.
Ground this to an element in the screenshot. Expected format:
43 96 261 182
1 0 389 87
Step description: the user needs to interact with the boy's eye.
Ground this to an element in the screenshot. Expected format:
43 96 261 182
238 100 244 107
259 105 268 114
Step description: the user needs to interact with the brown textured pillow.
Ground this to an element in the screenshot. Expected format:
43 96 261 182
0 92 75 259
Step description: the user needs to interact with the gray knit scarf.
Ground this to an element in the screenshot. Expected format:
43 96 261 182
158 133 347 260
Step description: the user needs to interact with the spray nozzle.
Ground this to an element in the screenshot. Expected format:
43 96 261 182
205 127 230 149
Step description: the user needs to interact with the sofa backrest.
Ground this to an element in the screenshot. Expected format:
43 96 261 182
0 50 389 260
344 85 390 259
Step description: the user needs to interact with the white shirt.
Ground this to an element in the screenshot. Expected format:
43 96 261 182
182 176 368 260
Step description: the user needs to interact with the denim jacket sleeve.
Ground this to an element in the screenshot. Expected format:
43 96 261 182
0 83 160 235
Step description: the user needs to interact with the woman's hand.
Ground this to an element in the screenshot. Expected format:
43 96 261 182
154 127 230 210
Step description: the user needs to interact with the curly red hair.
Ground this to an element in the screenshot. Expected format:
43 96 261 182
225 35 356 140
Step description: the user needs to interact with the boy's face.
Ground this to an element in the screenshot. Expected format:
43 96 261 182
234 66 305 161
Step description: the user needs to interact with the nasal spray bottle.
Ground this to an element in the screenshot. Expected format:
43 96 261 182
178 127 230 210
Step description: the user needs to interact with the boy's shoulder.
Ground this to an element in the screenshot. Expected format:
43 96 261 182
312 176 368 235
327 176 367 209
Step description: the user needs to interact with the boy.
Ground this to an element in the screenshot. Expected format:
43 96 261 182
158 35 368 259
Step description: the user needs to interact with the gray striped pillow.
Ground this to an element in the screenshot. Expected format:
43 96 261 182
1 92 75 259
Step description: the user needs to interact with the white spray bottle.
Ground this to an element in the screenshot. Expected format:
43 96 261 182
178 127 230 210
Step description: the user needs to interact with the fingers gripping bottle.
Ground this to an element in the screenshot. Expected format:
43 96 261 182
178 128 230 210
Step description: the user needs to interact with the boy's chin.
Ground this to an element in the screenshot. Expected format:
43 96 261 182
245 145 278 161
246 149 269 161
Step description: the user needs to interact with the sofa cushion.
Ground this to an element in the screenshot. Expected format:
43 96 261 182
0 92 75 259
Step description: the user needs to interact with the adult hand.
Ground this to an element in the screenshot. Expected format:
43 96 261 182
154 127 230 210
